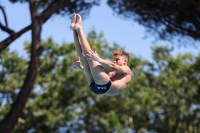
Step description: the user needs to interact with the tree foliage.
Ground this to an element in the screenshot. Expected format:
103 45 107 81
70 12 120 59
1 0 200 132
1 30 200 133
0 0 100 132
107 0 200 45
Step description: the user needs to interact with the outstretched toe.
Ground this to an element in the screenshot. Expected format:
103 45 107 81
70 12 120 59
76 14 82 24
74 14 82 31
70 13 76 30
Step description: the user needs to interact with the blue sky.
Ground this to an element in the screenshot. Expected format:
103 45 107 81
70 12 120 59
0 1 199 61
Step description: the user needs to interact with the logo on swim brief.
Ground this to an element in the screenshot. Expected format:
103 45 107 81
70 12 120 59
97 86 106 89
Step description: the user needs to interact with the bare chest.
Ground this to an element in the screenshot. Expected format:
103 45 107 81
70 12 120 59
107 71 124 81
108 71 116 77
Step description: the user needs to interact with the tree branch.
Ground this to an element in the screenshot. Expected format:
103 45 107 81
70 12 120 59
189 0 200 13
0 5 8 27
0 0 43 132
40 0 70 23
0 5 15 34
0 22 15 34
0 24 31 51
0 0 70 52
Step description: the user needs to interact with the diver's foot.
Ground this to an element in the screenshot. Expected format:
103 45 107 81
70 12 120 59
73 14 82 32
70 13 76 30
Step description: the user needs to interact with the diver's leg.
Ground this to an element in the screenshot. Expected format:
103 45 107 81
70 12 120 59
71 14 93 85
74 14 110 85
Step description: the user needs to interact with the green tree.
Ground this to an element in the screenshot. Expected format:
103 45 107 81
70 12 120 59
80 45 200 133
107 0 200 45
1 29 200 133
1 1 199 131
0 1 100 132
0 30 119 132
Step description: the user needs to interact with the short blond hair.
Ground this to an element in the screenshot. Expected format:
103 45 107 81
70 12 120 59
113 50 129 63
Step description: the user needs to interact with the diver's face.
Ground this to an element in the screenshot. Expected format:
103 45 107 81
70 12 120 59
113 55 127 66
